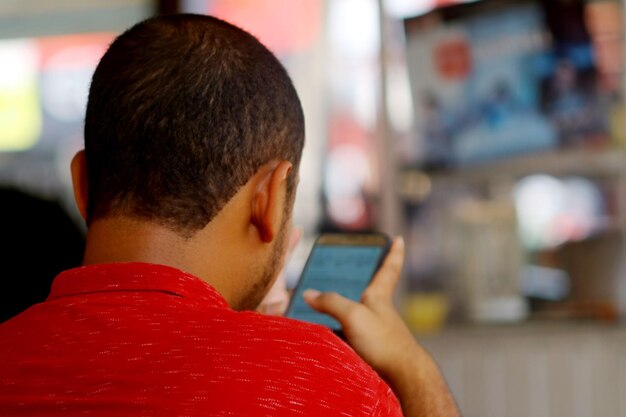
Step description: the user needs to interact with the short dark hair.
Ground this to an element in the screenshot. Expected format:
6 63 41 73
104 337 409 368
84 14 305 235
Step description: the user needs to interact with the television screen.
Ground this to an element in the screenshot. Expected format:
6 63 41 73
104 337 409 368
404 0 613 168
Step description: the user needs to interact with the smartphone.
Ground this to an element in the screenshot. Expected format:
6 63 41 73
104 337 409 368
286 233 391 330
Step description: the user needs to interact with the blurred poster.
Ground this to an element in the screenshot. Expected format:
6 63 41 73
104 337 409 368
0 33 112 154
0 33 113 206
0 40 41 152
584 0 624 145
404 0 613 168
539 0 606 147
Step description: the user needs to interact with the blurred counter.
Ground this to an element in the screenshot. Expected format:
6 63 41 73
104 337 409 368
417 321 626 417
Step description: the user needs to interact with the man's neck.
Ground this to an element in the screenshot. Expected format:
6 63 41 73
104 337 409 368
81 216 242 305
83 217 191 268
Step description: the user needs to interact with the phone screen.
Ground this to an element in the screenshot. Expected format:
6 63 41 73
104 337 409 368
287 244 386 330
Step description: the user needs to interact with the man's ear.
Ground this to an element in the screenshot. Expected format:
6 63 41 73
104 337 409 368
70 150 89 221
251 161 292 243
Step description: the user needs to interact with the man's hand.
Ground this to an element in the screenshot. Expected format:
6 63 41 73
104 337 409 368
303 237 460 417
303 237 415 375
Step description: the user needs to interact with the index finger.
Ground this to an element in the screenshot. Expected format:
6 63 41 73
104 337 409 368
362 236 405 302
288 226 303 253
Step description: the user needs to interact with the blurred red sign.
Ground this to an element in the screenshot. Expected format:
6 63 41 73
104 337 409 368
433 38 471 80
208 0 321 55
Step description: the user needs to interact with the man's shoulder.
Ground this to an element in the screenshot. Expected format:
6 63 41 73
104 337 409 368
224 310 377 377
1 301 401 416
229 309 348 351
218 311 394 412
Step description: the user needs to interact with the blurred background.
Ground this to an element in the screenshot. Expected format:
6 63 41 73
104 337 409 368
1 0 626 415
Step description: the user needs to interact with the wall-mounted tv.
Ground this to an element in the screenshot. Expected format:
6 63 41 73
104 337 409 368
404 0 621 168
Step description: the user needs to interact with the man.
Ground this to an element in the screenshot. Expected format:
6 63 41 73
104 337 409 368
0 14 459 417
0 187 84 322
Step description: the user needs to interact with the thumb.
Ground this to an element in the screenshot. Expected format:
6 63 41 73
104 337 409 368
303 290 361 325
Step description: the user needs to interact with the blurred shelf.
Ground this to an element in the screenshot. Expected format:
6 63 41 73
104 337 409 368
415 318 625 341
402 148 626 185
522 219 623 255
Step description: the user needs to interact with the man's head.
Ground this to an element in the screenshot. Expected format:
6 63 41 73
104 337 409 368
72 14 305 309
84 13 304 233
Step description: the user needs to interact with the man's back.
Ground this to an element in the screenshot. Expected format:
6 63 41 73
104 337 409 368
0 263 400 416
0 14 459 417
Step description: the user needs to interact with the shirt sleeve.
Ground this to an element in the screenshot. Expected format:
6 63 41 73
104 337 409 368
371 378 403 417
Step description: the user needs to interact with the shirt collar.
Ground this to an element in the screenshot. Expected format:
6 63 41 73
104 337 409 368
48 262 230 309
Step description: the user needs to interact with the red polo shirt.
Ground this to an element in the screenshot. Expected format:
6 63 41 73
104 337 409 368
0 262 402 416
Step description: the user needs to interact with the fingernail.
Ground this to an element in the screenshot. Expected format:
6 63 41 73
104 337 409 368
396 236 405 246
303 289 321 301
